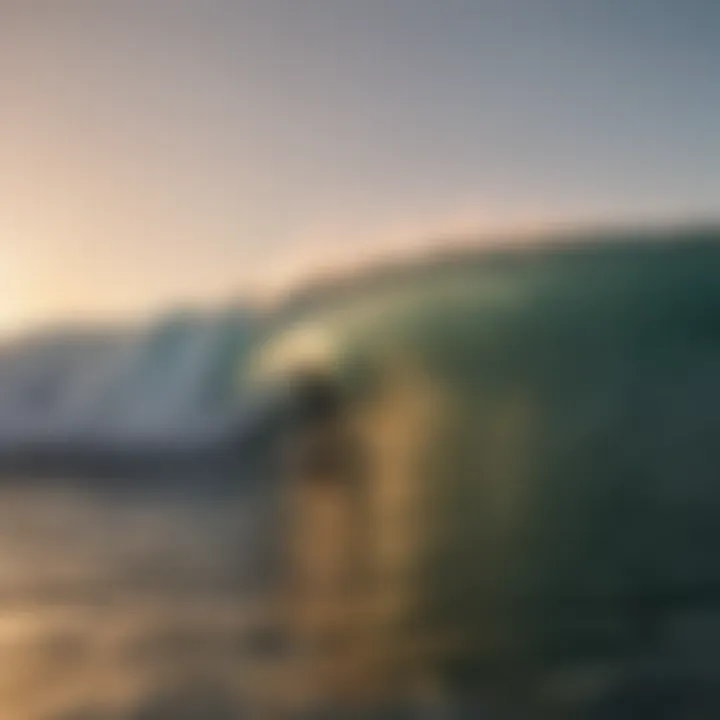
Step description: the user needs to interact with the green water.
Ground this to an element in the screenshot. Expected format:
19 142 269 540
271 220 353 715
253 230 720 716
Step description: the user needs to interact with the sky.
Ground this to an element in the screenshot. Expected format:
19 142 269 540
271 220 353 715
1 0 719 333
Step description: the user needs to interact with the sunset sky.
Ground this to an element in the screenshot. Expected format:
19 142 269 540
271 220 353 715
1 0 718 333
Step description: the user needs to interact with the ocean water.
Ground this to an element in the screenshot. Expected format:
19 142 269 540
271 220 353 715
4 233 720 718
0 473 286 720
249 235 720 718
3 471 719 720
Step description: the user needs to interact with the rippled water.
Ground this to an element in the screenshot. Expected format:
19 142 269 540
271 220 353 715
0 474 289 720
2 466 719 719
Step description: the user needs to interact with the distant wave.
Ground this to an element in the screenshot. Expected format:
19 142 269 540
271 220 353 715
0 308 261 463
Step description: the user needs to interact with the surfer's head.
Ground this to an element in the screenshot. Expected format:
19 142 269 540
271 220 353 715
290 369 344 424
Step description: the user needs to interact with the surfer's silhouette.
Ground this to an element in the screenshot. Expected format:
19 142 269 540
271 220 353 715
279 369 373 704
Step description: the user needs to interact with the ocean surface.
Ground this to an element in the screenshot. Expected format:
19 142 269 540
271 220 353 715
4 235 720 718
0 472 286 720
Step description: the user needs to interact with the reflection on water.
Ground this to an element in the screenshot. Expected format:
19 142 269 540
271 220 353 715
2 454 720 718
0 475 287 720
